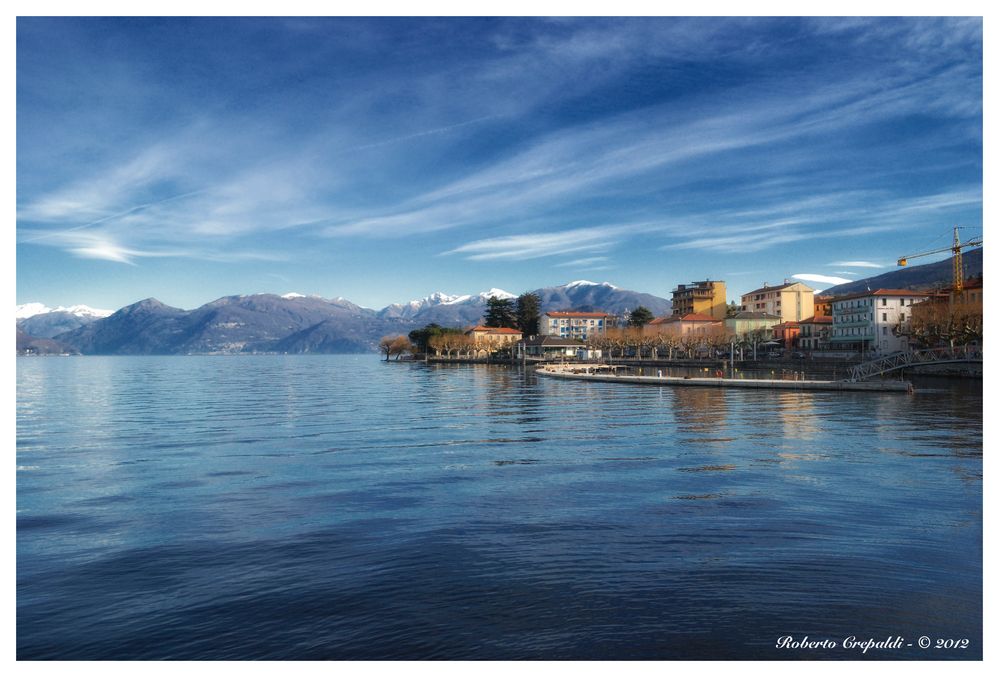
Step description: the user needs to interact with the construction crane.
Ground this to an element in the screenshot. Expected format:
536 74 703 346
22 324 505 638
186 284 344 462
897 226 982 292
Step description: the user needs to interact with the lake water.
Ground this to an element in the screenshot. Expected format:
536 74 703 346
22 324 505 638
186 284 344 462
16 355 982 659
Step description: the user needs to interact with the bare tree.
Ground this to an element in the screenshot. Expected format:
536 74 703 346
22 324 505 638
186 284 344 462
390 336 412 360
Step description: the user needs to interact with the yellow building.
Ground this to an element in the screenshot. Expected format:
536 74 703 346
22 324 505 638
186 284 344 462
465 326 523 350
740 281 815 323
671 280 727 320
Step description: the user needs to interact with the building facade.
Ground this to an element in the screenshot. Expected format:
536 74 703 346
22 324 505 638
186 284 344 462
829 289 929 354
516 336 602 360
740 281 815 323
798 316 832 350
671 280 727 320
724 311 782 337
540 311 611 341
813 295 833 317
644 313 723 337
465 325 523 350
771 322 801 351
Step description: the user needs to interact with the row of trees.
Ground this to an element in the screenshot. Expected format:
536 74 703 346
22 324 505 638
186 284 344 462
906 300 983 348
588 327 775 361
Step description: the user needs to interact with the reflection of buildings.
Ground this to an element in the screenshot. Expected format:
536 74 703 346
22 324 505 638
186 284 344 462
671 280 727 319
670 386 728 434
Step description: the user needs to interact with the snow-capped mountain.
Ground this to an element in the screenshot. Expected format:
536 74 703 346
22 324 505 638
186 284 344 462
16 303 115 339
563 280 618 290
378 288 516 320
16 303 113 320
19 281 672 354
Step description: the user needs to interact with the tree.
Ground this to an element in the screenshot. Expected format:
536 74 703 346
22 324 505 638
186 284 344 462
379 335 398 361
725 301 740 318
515 292 542 336
484 296 517 328
908 298 983 349
408 323 463 354
389 336 412 360
628 306 655 328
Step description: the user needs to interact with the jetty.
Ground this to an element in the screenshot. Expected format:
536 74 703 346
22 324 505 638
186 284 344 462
536 364 913 393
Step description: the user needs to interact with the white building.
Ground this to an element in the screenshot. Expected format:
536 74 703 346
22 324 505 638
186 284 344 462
540 311 612 341
829 289 929 355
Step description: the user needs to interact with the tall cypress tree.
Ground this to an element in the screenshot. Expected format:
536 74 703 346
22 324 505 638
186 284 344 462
516 292 542 336
484 296 517 328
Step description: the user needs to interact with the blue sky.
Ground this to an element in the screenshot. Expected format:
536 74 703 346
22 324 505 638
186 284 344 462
16 17 982 311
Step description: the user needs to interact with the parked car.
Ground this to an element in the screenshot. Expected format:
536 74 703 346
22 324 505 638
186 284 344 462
791 351 806 359
766 350 783 359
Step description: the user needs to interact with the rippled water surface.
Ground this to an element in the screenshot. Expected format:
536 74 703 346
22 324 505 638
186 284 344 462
17 356 982 659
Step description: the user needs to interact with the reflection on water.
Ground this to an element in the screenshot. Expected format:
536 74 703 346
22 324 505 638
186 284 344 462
17 356 982 659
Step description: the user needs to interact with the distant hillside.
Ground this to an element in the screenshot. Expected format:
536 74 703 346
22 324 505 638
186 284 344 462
33 281 672 355
17 329 78 355
821 248 982 296
56 295 408 355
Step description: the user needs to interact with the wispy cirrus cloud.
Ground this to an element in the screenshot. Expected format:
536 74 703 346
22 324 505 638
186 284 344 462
554 256 610 267
829 260 885 268
793 273 853 286
442 227 623 261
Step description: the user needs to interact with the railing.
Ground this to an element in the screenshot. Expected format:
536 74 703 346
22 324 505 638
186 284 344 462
847 345 982 381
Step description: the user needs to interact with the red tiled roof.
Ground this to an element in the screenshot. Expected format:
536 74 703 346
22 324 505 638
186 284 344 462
800 315 832 324
467 325 521 334
544 311 611 318
831 289 932 302
742 281 813 296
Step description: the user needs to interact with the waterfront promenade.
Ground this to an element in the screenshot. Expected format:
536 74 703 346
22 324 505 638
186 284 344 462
536 364 913 392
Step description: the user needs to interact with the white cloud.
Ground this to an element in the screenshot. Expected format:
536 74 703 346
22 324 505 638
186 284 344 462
792 273 853 286
443 227 619 261
554 256 610 267
829 260 885 268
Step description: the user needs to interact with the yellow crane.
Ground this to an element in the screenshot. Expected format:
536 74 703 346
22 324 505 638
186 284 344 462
897 226 982 292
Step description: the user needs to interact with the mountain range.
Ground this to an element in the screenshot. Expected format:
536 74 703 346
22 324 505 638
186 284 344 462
17 251 982 356
17 281 672 355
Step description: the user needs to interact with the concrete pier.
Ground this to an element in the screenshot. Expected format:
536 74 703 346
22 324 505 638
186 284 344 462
536 365 912 392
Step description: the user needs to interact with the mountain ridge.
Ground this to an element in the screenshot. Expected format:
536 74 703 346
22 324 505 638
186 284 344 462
39 281 672 355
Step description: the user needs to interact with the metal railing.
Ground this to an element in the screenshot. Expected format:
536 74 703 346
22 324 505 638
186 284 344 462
847 345 982 381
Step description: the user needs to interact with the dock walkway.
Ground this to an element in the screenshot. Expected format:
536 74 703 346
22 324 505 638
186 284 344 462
537 365 912 392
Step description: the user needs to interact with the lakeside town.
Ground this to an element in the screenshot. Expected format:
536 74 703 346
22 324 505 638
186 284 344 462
382 272 984 372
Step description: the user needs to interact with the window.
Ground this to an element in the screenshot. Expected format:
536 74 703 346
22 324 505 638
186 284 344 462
882 327 888 335
882 298 887 306
900 299 905 306
882 313 887 322
900 313 905 322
